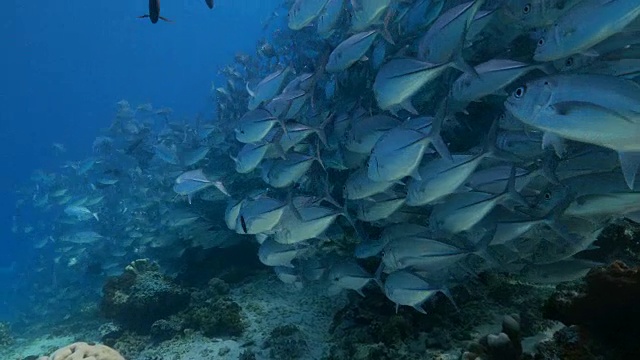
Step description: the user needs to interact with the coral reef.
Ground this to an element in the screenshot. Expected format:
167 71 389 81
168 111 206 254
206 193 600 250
100 259 190 333
37 342 124 360
149 318 182 342
263 324 308 360
544 261 640 358
182 297 245 337
462 314 523 360
0 321 14 347
534 325 597 360
101 264 246 348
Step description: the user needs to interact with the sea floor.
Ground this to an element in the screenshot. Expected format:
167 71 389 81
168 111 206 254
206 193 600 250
0 274 350 360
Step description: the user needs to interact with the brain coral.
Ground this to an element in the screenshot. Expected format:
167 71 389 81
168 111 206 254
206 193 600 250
38 342 125 360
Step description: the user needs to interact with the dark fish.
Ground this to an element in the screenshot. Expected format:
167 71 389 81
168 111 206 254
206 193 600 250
205 0 214 9
138 0 171 24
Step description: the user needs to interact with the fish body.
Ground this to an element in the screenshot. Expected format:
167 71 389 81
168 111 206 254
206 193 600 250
534 0 640 61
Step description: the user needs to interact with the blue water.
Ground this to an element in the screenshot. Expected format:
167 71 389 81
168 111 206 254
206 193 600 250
0 0 280 320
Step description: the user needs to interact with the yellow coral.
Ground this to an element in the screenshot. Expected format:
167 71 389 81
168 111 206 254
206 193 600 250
38 342 125 360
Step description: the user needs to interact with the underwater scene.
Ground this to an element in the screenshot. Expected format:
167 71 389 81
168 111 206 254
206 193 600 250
3 0 640 359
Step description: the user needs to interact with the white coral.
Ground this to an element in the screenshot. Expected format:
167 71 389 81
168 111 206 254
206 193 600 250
38 342 125 360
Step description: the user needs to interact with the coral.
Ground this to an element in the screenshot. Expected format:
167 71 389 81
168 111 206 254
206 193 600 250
264 324 308 360
108 332 148 359
100 259 190 333
99 322 124 344
149 318 183 342
534 325 597 360
239 350 257 360
180 277 245 338
0 321 14 347
543 261 640 358
37 342 124 360
462 314 523 360
183 296 245 337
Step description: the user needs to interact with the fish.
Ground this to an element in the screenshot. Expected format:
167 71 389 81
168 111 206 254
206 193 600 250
173 169 230 204
383 270 453 314
328 261 376 296
138 0 171 23
235 109 281 144
288 0 330 30
317 0 345 37
236 197 288 235
64 205 99 222
534 0 640 61
417 0 486 76
373 58 452 113
367 116 450 182
326 30 378 73
505 74 640 188
247 67 291 110
258 239 308 268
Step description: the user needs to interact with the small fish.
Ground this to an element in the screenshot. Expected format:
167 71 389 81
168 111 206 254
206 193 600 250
64 205 99 222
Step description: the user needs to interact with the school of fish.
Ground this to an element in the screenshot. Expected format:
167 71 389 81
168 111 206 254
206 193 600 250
14 0 640 315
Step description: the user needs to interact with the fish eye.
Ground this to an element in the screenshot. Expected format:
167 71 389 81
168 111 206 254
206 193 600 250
538 38 545 46
544 192 551 200
514 86 525 98
523 4 531 14
565 57 574 67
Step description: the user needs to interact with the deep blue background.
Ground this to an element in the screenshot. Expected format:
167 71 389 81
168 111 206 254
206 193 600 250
0 0 281 288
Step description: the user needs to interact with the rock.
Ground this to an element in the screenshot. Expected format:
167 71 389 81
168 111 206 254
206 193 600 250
0 322 14 347
264 324 308 360
100 259 190 333
543 261 640 358
150 318 183 342
98 322 124 344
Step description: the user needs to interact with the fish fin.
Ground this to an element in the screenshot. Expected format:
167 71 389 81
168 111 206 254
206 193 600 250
313 140 326 171
380 18 395 46
395 303 400 314
453 54 479 78
159 16 172 22
400 98 418 115
625 210 640 224
541 132 567 158
580 48 599 57
540 151 561 185
92 213 99 222
429 99 453 161
355 289 366 297
618 151 640 190
412 305 428 315
187 194 193 205
537 62 556 75
314 112 332 148
360 55 369 62
213 181 231 197
550 101 636 123
505 165 529 208
439 287 459 312
410 166 422 180
137 15 149 19
245 82 256 98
